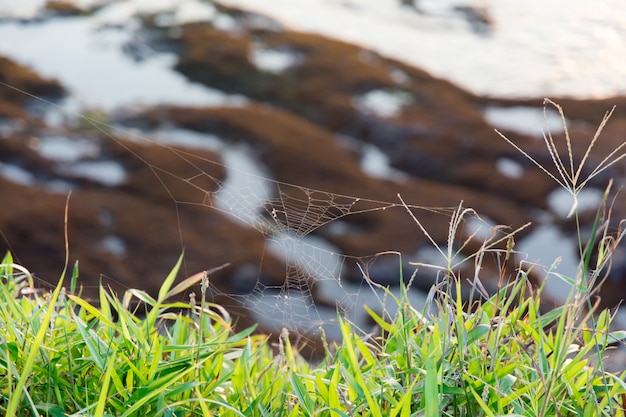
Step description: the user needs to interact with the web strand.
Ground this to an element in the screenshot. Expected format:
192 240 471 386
0 82 459 343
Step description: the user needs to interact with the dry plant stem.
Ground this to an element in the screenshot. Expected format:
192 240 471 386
495 100 626 416
496 98 626 218
398 194 530 275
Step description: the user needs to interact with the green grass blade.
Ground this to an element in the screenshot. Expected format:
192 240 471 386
157 253 184 304
290 372 314 416
6 272 65 416
389 378 417 417
424 354 439 417
94 345 118 417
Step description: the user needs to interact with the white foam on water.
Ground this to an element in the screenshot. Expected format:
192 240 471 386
65 160 127 186
0 17 245 110
250 46 301 73
484 106 566 138
0 162 36 186
100 235 127 257
221 0 626 98
547 187 604 218
360 144 407 182
496 158 524 179
36 136 100 162
354 89 412 118
465 215 497 241
517 224 580 304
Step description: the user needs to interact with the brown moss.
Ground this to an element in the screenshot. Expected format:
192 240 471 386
171 24 397 131
106 136 227 204
0 135 55 173
0 129 286 302
132 104 534 264
457 161 555 209
2 6 625 336
0 56 65 119
267 30 395 92
168 18 561 223
163 16 563 224
0 175 287 300
45 1 84 16
175 25 260 93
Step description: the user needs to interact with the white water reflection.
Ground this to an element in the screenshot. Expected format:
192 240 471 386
354 89 412 118
248 238 428 340
0 161 74 193
266 233 342 281
517 188 604 305
65 160 127 186
137 128 428 336
517 224 580 305
221 0 626 98
215 148 273 226
6 0 625 98
0 0 216 22
250 45 301 73
0 162 36 186
94 0 217 26
361 144 407 182
465 215 497 241
248 279 428 341
547 187 604 218
496 158 524 179
142 127 273 226
0 17 245 110
2 0 617 336
100 235 127 257
36 135 100 162
484 106 566 138
149 127 222 151
30 134 127 187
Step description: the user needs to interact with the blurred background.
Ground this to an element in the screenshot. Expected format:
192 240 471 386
1 0 626 347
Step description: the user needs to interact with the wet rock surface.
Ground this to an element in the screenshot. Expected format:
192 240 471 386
2 4 626 346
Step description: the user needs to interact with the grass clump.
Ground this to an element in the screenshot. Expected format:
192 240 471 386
2 244 626 416
3 100 626 416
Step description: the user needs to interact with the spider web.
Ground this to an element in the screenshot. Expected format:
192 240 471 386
112 125 450 341
0 82 470 345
